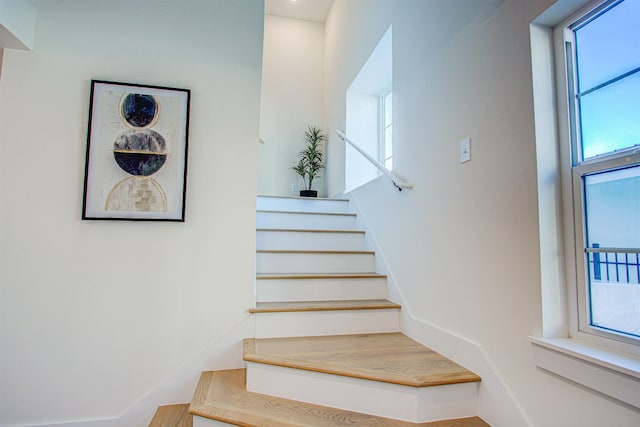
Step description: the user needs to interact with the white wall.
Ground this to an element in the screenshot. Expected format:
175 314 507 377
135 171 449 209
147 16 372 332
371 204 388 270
0 0 37 50
345 90 379 192
258 14 325 197
0 1 263 425
324 0 639 426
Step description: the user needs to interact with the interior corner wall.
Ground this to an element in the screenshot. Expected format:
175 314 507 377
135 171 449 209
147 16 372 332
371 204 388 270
323 0 639 426
0 0 37 50
258 14 325 197
0 1 263 425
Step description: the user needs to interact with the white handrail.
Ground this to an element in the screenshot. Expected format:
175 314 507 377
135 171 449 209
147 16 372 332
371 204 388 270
336 130 413 191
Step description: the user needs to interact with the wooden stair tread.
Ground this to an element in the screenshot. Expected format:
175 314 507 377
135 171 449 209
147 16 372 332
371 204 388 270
257 249 374 254
257 209 356 217
190 369 488 427
249 299 400 313
243 333 481 387
258 195 349 202
257 227 365 234
256 272 387 280
149 403 192 427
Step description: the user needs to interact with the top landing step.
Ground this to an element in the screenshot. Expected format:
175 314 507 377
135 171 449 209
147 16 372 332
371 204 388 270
257 195 350 213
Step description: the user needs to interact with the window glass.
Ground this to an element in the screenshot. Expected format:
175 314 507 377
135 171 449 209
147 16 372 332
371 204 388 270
579 73 640 159
584 166 640 337
384 126 393 158
384 126 393 170
384 93 393 127
585 167 640 249
575 0 640 90
574 0 640 160
382 92 393 170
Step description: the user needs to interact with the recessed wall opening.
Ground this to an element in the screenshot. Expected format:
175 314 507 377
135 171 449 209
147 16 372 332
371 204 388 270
345 26 392 193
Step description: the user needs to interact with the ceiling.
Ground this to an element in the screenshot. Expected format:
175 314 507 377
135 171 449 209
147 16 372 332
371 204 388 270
265 0 333 23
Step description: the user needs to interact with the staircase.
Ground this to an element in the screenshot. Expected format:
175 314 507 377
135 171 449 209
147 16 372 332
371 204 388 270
150 196 488 427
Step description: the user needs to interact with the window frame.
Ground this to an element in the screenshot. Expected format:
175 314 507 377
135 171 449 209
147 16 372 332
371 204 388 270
379 90 393 170
557 0 640 348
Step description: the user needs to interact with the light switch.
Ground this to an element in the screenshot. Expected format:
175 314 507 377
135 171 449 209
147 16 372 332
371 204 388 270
460 138 471 163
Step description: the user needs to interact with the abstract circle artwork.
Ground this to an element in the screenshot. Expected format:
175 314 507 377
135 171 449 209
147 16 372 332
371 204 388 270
82 80 190 221
120 93 159 128
107 92 168 212
113 130 167 176
105 176 167 212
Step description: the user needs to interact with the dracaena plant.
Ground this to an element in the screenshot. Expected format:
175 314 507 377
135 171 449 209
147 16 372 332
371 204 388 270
292 126 325 191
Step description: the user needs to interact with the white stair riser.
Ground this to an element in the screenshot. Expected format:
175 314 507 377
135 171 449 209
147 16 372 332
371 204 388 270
257 196 350 213
256 277 388 302
193 416 235 427
246 363 479 423
256 212 357 230
253 309 400 338
256 230 366 251
256 252 375 274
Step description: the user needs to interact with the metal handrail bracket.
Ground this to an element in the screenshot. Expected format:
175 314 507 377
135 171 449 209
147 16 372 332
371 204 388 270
336 130 412 191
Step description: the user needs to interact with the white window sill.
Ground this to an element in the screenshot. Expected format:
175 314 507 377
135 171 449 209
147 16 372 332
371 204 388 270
529 336 640 408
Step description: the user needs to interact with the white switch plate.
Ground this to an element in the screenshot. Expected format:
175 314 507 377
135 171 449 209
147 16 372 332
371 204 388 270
460 137 471 163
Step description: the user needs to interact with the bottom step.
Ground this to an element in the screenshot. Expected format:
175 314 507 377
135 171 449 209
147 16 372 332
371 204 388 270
190 369 489 427
149 403 193 427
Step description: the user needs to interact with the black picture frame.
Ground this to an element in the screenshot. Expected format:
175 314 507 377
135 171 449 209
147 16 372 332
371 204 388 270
82 80 190 221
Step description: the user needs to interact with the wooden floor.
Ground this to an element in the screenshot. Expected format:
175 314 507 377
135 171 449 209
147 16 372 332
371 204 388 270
249 299 401 313
189 369 489 427
256 249 375 254
149 403 192 427
256 228 366 234
243 333 481 387
256 273 387 280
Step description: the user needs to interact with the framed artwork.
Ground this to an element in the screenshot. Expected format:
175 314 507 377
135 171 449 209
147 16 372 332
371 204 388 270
82 80 190 221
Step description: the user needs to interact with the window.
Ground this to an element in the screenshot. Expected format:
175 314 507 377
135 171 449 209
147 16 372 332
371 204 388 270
563 0 640 344
381 91 393 170
345 26 392 192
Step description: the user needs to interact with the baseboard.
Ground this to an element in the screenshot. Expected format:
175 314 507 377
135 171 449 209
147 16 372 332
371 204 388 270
26 418 118 427
348 192 533 427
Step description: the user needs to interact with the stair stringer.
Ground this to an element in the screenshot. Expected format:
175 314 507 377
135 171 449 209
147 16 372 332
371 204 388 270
30 316 255 427
117 315 255 427
347 192 534 427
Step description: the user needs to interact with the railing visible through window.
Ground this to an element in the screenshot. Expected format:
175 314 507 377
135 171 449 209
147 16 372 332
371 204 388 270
587 245 640 284
586 245 640 337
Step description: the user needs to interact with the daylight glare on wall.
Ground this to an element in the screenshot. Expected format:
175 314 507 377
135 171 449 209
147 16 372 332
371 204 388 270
345 26 392 193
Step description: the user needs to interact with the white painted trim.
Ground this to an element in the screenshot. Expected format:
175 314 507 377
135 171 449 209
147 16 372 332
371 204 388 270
253 308 400 338
529 336 640 408
193 416 236 427
246 362 478 423
256 276 387 302
529 336 640 379
348 192 533 427
257 194 349 202
24 418 118 427
256 195 351 213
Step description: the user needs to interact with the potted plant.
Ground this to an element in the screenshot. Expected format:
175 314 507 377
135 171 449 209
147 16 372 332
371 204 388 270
292 126 325 197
